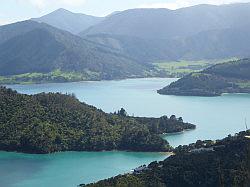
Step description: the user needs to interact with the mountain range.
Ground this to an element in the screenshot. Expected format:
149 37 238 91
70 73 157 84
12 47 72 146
82 3 250 39
80 3 250 61
1 3 250 83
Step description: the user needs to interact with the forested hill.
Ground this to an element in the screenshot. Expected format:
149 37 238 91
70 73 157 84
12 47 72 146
0 87 195 154
0 21 157 84
84 130 250 187
158 59 250 96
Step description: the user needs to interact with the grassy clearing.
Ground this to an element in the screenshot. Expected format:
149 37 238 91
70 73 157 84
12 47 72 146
0 70 101 85
154 58 237 77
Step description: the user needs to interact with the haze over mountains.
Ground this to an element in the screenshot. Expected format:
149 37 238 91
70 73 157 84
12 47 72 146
81 3 250 61
82 3 250 39
1 3 250 83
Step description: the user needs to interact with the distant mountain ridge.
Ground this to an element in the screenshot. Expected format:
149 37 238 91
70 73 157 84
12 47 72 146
81 3 250 39
79 3 250 62
32 8 104 34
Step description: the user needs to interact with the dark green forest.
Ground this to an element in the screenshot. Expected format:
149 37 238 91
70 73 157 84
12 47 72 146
0 87 194 154
158 59 250 96
84 130 250 187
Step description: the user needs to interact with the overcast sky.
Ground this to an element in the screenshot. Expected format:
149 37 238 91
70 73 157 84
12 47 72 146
1 0 250 25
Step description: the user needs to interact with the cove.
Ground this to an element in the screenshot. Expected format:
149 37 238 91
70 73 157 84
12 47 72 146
0 151 167 187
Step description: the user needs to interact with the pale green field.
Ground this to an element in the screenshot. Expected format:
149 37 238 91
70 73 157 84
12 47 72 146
154 58 238 77
0 70 97 85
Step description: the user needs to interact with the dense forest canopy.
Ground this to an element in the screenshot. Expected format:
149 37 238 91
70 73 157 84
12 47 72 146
0 87 195 154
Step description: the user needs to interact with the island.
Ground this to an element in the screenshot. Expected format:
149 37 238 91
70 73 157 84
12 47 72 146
0 87 195 154
158 59 250 96
83 130 250 187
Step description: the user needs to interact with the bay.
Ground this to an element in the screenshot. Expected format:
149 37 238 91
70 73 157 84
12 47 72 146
0 151 167 187
2 78 250 187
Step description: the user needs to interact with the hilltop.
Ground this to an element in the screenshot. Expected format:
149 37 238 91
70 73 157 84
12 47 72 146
32 8 104 34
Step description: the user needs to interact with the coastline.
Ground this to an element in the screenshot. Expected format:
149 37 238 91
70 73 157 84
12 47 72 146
1 76 177 86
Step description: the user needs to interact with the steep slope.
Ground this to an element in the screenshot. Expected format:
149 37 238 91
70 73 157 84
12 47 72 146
84 25 250 63
84 130 250 187
173 25 250 60
0 87 195 154
84 34 176 63
32 8 103 34
81 3 250 40
158 59 250 96
0 20 47 45
0 21 157 83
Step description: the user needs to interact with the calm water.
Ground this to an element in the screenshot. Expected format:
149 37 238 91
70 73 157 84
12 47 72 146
2 78 250 187
0 151 167 187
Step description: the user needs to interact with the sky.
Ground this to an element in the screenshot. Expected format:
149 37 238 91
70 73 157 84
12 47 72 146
1 0 250 25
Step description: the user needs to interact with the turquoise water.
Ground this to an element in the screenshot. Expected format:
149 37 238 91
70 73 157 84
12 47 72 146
2 78 250 186
0 151 167 187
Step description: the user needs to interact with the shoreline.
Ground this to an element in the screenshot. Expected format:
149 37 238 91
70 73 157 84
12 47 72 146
0 128 196 155
0 150 173 156
1 77 178 86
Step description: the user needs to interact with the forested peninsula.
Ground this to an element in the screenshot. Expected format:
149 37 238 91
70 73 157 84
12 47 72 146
84 130 250 187
0 87 195 154
158 59 250 96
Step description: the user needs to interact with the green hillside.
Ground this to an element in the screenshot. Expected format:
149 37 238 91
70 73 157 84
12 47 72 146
158 59 250 96
0 87 195 154
0 21 159 84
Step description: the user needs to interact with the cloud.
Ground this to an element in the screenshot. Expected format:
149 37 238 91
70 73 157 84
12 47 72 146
139 0 250 10
16 0 87 10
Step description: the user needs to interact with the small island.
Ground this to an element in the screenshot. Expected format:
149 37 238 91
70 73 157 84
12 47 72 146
83 130 250 187
158 59 250 96
0 87 195 154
